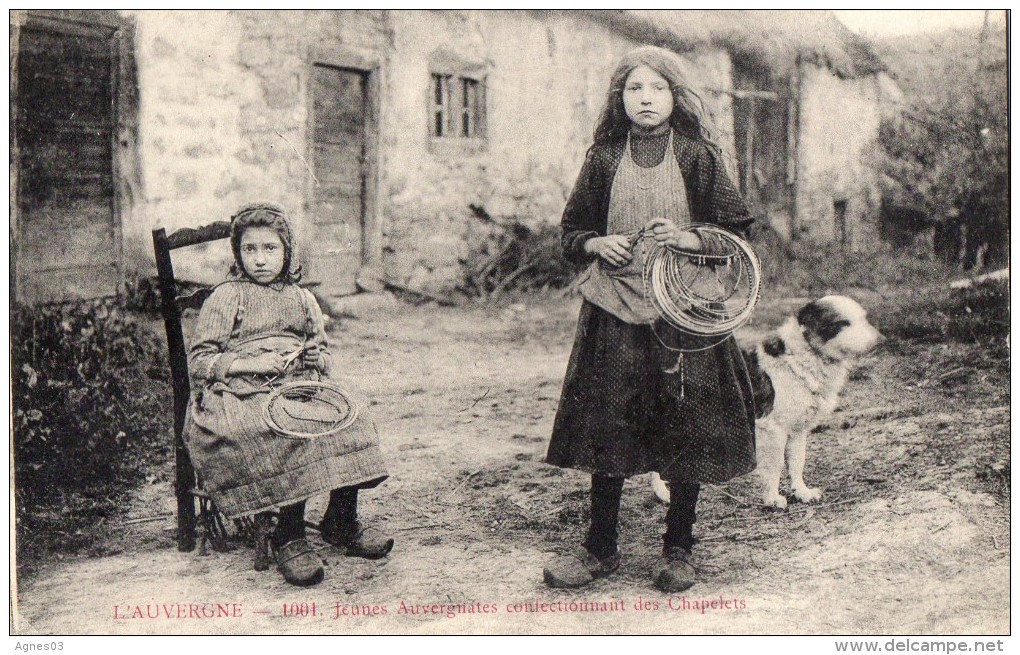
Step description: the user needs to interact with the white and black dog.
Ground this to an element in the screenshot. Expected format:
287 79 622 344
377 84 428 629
651 295 884 509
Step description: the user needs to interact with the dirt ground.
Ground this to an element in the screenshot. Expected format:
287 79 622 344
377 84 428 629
12 293 1010 635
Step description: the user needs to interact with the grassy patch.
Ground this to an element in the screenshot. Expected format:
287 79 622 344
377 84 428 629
874 279 1009 345
12 301 172 578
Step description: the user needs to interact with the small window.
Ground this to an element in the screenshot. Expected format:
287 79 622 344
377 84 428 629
834 199 850 247
430 73 485 139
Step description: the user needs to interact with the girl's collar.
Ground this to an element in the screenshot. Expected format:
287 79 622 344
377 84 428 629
630 123 671 138
627 126 672 161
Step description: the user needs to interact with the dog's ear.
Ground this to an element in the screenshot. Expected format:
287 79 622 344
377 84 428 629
798 300 851 343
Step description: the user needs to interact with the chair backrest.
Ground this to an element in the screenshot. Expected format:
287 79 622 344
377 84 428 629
151 221 231 551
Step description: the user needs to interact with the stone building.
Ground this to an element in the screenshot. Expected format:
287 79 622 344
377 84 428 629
11 9 899 304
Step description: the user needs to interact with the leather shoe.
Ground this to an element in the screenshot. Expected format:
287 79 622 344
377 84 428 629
322 520 394 559
543 546 621 588
276 539 324 587
653 546 697 593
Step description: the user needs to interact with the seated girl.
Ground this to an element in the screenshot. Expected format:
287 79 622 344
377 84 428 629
185 202 392 586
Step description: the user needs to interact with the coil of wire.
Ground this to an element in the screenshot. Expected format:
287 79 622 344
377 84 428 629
262 381 360 440
641 223 761 338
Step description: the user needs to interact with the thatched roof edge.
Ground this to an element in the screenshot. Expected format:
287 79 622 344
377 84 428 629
572 9 886 80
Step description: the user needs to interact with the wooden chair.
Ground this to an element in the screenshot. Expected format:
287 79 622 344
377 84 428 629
151 222 232 553
152 222 320 564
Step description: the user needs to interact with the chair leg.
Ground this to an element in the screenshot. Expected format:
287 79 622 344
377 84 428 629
177 492 197 552
175 433 198 552
253 513 276 572
204 500 232 553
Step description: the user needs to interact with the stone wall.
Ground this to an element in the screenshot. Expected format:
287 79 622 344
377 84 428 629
121 9 737 292
128 10 254 281
794 62 883 250
382 10 735 293
125 9 390 283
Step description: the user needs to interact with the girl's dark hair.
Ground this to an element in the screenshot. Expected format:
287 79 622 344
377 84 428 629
593 45 716 147
228 202 302 283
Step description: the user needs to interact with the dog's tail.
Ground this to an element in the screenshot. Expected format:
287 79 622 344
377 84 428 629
741 347 775 419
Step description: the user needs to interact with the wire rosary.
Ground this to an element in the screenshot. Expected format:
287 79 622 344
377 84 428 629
262 381 360 440
258 347 360 440
638 223 761 347
631 223 761 398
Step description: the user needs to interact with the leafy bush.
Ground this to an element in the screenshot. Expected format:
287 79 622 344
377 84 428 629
878 49 1007 269
463 218 575 302
875 279 1009 345
12 300 172 563
945 279 1011 342
749 222 955 297
121 274 163 315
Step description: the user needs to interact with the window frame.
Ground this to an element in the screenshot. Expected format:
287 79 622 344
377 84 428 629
427 51 488 152
429 72 486 140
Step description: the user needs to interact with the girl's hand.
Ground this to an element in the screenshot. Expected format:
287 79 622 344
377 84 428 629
301 344 322 370
645 218 701 251
234 352 288 376
584 235 633 267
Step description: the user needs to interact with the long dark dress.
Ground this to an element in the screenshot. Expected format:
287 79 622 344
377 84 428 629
545 129 758 484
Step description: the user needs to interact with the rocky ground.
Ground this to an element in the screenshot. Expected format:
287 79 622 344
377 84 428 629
12 293 1010 635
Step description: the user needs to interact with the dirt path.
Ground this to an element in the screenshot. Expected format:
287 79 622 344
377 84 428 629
12 295 1010 635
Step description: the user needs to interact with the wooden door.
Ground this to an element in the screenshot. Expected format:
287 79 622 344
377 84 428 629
732 95 791 211
731 63 793 221
308 64 368 297
15 21 119 304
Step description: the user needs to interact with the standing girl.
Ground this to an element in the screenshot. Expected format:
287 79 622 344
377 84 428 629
544 46 758 592
185 202 393 587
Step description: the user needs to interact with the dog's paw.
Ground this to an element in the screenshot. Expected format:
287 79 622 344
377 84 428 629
762 492 788 509
649 472 671 504
793 486 823 503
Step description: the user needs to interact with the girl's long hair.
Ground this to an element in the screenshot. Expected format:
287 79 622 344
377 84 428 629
228 202 302 284
593 45 715 147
